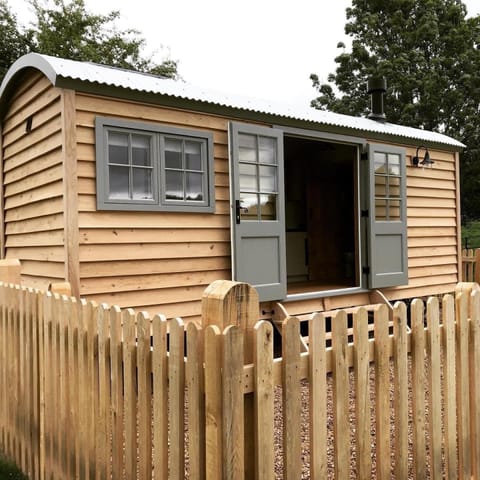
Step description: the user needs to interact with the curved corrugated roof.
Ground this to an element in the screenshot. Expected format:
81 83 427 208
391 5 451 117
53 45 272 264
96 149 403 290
0 53 465 149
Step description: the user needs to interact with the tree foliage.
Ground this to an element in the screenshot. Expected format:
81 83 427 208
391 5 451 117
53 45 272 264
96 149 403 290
0 0 31 77
310 0 480 219
0 0 178 82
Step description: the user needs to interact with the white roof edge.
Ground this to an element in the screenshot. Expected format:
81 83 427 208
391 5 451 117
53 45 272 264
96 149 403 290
0 53 58 97
0 53 466 149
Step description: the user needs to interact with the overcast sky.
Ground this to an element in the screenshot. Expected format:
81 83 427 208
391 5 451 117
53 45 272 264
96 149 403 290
12 0 480 108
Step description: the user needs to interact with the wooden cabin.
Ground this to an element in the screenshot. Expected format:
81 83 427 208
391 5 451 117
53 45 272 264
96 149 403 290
0 53 465 324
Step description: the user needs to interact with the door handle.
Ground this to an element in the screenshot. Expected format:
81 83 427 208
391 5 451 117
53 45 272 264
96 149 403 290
236 200 241 224
235 200 249 224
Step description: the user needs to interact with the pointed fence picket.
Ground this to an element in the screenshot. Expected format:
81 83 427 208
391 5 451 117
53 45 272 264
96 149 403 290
463 248 480 282
2 280 480 478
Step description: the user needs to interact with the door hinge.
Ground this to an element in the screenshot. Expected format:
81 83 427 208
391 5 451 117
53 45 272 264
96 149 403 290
361 209 369 218
360 151 368 161
362 266 370 275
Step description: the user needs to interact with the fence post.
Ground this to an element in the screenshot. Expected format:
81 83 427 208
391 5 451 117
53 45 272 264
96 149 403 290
475 249 480 284
456 282 480 318
0 259 21 285
202 280 259 480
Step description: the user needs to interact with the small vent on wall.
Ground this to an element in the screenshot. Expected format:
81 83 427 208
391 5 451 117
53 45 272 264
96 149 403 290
25 115 33 134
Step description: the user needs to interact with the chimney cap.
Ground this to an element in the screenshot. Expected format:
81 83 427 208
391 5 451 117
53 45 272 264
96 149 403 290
367 77 387 93
367 76 387 122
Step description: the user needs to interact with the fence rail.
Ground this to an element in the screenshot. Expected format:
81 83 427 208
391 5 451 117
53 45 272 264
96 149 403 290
463 247 480 283
1 280 480 478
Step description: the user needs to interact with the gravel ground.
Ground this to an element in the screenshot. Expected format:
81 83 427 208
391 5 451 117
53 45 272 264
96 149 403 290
183 350 442 478
269 358 435 479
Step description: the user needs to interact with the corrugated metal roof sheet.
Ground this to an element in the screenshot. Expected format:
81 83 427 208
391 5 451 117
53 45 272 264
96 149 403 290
0 53 465 149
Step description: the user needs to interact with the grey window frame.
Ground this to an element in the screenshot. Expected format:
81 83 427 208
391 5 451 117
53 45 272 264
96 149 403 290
95 116 215 212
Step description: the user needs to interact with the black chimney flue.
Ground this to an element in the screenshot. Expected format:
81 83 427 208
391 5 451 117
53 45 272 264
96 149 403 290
367 77 387 122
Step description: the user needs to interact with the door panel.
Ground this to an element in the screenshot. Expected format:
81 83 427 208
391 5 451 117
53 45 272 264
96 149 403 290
229 122 287 301
367 143 408 288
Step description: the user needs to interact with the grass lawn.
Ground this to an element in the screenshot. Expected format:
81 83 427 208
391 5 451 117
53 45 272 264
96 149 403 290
462 219 480 249
0 454 26 480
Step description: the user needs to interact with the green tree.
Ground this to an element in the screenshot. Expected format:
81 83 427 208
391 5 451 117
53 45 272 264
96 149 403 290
0 0 178 82
0 1 31 79
311 0 480 219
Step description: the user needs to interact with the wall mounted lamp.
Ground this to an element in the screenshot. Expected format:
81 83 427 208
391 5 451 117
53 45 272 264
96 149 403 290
412 146 434 167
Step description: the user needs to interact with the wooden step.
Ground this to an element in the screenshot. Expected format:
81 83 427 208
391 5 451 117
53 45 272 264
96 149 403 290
271 290 398 352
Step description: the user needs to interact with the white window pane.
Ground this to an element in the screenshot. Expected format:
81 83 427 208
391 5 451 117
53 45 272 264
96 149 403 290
259 165 277 192
238 134 257 162
185 141 202 170
260 193 277 220
238 133 256 149
388 176 401 198
109 165 129 199
165 138 183 168
186 172 203 201
388 153 401 175
259 137 276 164
109 131 129 147
374 152 387 174
375 198 387 221
132 135 151 166
240 192 258 221
165 170 184 200
132 168 153 200
239 163 257 192
108 132 129 165
388 200 401 221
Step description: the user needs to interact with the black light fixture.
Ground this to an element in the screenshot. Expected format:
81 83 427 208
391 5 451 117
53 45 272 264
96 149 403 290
412 146 434 167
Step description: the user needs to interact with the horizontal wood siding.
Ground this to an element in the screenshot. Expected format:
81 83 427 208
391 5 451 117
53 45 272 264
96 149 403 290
1 76 460 316
2 72 65 288
384 146 459 300
75 93 459 317
75 93 232 321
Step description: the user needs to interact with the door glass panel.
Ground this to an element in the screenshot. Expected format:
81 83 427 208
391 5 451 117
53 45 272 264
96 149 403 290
374 152 387 173
388 200 401 221
388 176 401 197
374 151 402 221
238 134 257 162
388 153 401 175
260 193 277 220
375 198 387 220
259 136 276 164
374 175 386 195
259 165 277 192
239 163 257 192
240 192 258 221
236 130 279 222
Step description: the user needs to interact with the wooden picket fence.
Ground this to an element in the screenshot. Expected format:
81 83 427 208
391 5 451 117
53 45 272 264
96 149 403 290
463 248 480 283
2 279 480 478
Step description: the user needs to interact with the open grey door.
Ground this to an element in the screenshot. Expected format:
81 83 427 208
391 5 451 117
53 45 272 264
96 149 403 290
367 143 408 288
229 122 287 301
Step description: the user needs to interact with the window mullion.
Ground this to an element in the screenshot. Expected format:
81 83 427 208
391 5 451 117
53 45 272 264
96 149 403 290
181 138 186 200
128 133 133 199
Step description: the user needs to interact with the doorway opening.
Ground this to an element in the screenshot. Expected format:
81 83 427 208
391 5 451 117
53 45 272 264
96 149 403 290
284 135 360 295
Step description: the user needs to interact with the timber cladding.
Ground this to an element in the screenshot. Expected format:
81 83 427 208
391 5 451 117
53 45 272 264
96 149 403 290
386 145 459 301
2 72 65 290
75 93 233 322
0 66 461 322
